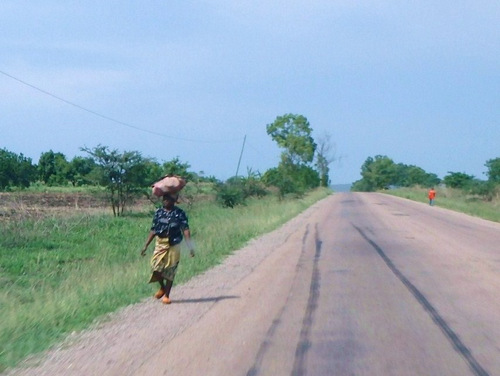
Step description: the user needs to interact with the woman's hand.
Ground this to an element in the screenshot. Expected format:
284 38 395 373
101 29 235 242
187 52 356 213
141 231 155 257
189 249 195 258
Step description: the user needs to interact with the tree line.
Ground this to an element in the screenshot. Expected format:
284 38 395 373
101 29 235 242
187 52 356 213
0 145 204 215
0 113 337 213
352 154 500 200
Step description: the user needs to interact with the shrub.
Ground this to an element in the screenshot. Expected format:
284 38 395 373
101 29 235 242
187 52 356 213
215 180 246 208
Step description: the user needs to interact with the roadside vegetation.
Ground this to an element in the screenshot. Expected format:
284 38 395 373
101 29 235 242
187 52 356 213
351 155 500 223
0 113 338 371
383 186 500 223
0 187 331 371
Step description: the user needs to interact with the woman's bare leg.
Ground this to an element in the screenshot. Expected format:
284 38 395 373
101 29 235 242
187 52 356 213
153 272 166 298
163 279 173 298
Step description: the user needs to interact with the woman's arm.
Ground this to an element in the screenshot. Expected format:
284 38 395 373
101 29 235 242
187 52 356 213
140 231 156 256
183 228 195 257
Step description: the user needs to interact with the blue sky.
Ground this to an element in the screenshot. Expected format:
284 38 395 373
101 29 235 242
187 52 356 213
1 1 499 184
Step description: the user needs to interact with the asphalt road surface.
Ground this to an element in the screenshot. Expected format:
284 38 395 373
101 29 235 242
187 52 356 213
8 193 500 376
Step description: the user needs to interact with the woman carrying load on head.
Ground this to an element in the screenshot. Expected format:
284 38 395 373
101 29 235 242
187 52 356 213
140 192 195 304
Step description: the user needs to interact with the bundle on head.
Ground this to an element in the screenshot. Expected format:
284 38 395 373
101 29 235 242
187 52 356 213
152 174 186 197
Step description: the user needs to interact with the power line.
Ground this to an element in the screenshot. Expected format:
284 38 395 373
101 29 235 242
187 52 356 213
0 69 236 144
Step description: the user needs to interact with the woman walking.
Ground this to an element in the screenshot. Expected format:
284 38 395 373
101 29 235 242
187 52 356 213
140 192 194 304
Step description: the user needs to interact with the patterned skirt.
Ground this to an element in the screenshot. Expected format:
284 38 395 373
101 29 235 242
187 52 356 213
149 237 181 282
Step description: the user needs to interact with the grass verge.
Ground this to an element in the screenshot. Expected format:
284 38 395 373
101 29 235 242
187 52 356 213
0 188 331 371
383 186 500 223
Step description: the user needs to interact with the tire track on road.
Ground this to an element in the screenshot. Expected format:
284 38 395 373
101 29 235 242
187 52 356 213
246 224 323 376
246 225 311 376
353 224 490 376
291 223 322 376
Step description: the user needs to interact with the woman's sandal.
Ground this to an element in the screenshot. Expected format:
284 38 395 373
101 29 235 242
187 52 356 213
162 296 171 304
154 289 165 299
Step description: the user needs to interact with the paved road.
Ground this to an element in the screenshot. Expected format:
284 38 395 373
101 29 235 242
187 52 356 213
302 193 499 376
136 193 500 375
9 193 499 376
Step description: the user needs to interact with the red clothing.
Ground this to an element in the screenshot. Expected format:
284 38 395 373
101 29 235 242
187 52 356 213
428 189 436 199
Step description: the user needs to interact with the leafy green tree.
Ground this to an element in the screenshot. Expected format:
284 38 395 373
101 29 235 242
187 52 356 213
38 150 69 186
351 178 373 192
161 157 193 180
265 114 320 196
262 167 298 197
360 155 397 191
0 148 37 189
66 156 97 186
485 157 500 183
142 159 163 185
266 114 317 165
293 164 320 190
423 173 441 187
394 164 441 187
353 156 441 192
82 145 153 216
262 163 319 198
443 172 475 189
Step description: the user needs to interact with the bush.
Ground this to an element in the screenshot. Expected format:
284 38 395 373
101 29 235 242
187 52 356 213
443 172 475 189
241 177 267 198
262 164 319 198
215 175 270 208
215 180 246 208
466 180 498 201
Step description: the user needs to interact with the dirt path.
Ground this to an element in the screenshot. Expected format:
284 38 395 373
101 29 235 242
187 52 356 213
5 193 500 375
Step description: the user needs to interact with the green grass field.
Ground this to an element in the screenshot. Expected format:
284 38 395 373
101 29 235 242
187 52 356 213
0 188 331 371
383 186 500 223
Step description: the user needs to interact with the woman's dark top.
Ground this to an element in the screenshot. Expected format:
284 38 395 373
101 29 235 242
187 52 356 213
150 206 189 245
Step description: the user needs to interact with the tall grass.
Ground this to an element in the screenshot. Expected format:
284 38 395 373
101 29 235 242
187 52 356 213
0 188 331 371
384 186 500 223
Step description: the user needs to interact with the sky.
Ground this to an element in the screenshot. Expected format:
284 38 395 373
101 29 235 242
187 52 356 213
1 1 499 184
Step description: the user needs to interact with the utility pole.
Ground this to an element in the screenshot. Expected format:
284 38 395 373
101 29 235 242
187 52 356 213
235 134 247 177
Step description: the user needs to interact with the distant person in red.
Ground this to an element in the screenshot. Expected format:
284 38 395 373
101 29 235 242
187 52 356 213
428 188 436 206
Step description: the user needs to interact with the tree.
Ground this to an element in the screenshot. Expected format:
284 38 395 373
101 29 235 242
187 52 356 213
359 155 397 191
485 157 500 183
66 156 97 186
266 114 316 165
262 167 298 197
394 164 441 187
423 172 441 188
351 178 373 192
443 172 475 189
82 145 153 216
265 114 319 196
38 150 69 186
162 157 193 180
315 132 336 187
0 148 37 189
262 163 319 198
353 156 441 192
